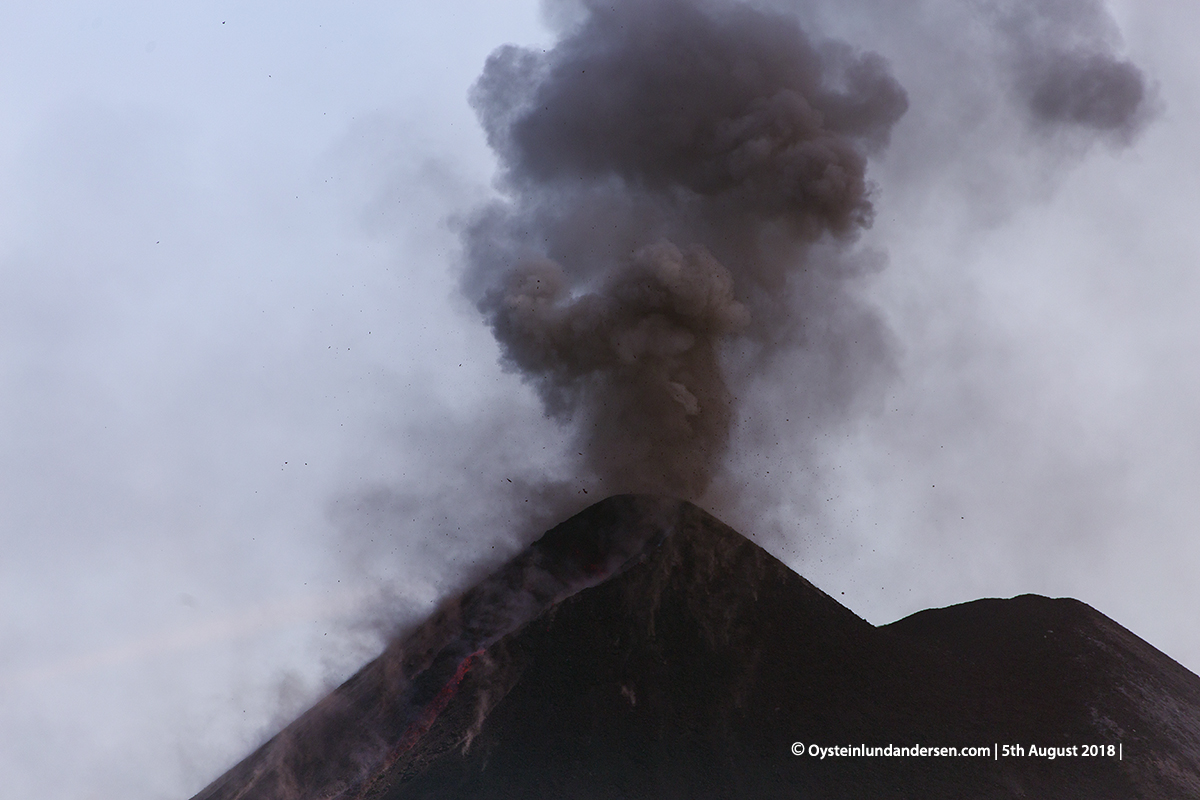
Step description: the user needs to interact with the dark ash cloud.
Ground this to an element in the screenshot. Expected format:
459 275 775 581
991 0 1154 141
1024 49 1147 133
462 0 908 500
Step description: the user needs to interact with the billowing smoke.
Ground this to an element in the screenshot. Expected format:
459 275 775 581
463 0 908 500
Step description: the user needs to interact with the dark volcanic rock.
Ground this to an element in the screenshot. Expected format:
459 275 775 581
191 496 1200 800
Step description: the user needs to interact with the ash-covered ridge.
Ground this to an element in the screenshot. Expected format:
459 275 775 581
190 496 686 800
191 496 1200 800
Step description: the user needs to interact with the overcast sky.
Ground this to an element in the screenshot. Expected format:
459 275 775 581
2 2 1198 799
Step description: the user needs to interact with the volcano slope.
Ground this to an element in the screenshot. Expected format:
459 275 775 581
191 495 1200 800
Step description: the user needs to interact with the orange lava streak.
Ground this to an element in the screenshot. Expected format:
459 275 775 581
394 649 483 757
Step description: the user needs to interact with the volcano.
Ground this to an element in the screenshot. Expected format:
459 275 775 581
191 496 1200 799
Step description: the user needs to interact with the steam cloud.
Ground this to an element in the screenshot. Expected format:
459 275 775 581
463 0 908 500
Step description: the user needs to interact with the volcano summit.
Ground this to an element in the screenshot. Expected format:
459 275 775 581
191 496 1200 799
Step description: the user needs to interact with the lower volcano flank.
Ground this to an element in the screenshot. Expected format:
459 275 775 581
191 496 1200 800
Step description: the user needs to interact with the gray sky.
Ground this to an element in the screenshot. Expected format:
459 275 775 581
2 2 1197 799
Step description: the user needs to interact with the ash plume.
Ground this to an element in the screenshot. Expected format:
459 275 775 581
463 0 908 500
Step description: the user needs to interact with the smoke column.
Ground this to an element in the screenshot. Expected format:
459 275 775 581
462 0 907 501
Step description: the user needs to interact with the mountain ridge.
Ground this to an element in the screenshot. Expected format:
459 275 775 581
191 495 1200 799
